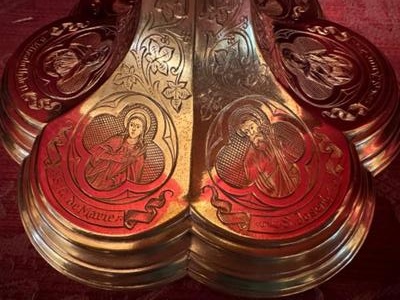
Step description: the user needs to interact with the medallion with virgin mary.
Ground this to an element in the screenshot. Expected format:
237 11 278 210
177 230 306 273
202 96 352 240
38 93 179 235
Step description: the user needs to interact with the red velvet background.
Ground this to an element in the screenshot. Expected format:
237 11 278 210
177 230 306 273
1 1 400 299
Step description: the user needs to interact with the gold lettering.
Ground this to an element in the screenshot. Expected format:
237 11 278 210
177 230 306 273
295 195 333 226
15 36 48 93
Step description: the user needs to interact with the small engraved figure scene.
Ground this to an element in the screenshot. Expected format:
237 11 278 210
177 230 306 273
215 105 305 199
282 48 352 89
279 37 354 100
40 31 113 95
83 106 165 191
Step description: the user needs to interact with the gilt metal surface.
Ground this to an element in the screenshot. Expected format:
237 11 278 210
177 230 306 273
6 0 398 297
19 0 195 290
0 0 140 163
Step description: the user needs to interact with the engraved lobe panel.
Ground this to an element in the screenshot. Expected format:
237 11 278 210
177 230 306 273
195 0 274 122
202 96 351 240
33 0 195 236
10 18 117 123
38 25 114 98
271 20 396 130
38 93 180 235
113 0 192 113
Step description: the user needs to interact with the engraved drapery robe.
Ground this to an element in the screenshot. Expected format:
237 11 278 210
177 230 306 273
86 135 146 190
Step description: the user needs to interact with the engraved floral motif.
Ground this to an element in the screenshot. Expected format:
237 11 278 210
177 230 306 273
308 25 350 42
213 40 241 75
199 89 225 121
145 39 175 76
162 81 191 111
49 22 89 37
22 92 61 111
113 9 192 113
114 63 138 90
155 0 188 21
198 0 241 26
197 5 272 121
322 103 368 122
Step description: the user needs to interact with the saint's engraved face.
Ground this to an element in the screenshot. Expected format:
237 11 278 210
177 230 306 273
47 49 80 78
46 45 110 78
239 119 263 144
128 117 144 140
282 48 315 74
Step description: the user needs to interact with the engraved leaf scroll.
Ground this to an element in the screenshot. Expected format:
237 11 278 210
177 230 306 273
113 9 192 113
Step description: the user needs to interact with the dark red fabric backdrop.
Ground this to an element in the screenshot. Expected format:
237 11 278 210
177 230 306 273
0 1 400 299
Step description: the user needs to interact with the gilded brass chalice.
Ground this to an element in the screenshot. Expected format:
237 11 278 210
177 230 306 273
1 0 398 297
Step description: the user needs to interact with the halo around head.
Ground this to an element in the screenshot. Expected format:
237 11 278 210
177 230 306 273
229 105 268 135
124 108 151 135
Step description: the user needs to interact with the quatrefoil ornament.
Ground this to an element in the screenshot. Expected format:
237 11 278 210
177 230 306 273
3 0 397 297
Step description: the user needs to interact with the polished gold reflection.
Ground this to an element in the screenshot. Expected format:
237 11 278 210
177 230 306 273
11 0 390 297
